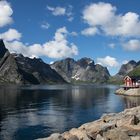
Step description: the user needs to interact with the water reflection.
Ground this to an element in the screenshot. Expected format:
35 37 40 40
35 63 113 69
0 85 140 140
122 96 140 108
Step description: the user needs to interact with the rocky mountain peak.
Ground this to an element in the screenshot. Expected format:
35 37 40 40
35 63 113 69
118 60 137 76
0 39 8 59
51 57 110 83
77 57 94 68
128 60 137 65
136 61 140 66
110 60 140 84
65 57 75 62
0 41 66 84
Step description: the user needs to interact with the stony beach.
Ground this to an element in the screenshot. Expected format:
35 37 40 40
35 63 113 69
37 106 140 140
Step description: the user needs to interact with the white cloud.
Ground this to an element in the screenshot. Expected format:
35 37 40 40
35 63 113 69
42 27 78 58
81 27 99 36
47 5 74 21
68 17 73 22
83 2 115 27
47 6 66 16
0 1 13 27
123 39 140 51
41 22 50 29
5 40 28 54
66 5 73 22
70 31 78 36
122 60 128 64
4 27 78 59
97 56 119 67
82 2 140 37
109 43 115 49
0 28 22 41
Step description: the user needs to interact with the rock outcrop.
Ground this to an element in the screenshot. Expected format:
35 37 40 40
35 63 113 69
0 40 66 84
51 57 110 83
37 106 140 140
116 88 140 96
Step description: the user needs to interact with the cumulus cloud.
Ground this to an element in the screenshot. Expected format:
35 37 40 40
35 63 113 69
82 2 140 37
70 31 78 36
66 5 73 21
81 27 99 36
97 56 119 67
47 6 66 16
0 1 13 27
122 60 128 64
42 27 78 58
4 27 78 59
122 39 140 51
109 43 115 49
0 28 22 41
41 22 50 29
47 5 74 21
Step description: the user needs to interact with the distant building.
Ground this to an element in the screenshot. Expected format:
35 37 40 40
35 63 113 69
124 75 140 87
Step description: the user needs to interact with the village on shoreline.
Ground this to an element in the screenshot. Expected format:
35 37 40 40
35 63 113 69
116 75 140 96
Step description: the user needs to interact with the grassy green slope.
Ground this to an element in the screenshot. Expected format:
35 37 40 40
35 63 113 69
128 66 140 76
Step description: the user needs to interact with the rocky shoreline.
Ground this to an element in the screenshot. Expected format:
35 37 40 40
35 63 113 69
116 88 140 96
37 106 140 140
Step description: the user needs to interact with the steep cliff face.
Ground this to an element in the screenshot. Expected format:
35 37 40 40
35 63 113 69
0 39 8 59
14 54 66 84
110 60 140 84
128 64 140 77
118 60 137 76
51 57 110 83
0 40 22 84
0 40 66 84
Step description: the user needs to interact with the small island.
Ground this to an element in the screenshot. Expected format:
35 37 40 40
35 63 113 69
116 75 140 96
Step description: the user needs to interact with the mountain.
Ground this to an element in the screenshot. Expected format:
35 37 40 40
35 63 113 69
5 38 140 85
51 57 110 83
0 39 66 84
128 63 140 77
117 60 137 76
109 60 140 84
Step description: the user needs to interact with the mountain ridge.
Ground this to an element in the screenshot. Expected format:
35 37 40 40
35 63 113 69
51 57 110 83
1 39 140 85
109 60 140 84
0 39 66 84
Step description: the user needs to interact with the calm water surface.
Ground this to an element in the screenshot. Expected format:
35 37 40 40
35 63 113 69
0 84 140 140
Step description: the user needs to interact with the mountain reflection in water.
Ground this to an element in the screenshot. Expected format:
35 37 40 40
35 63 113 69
0 84 140 140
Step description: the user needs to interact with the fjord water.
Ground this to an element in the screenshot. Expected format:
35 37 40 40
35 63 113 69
0 85 140 140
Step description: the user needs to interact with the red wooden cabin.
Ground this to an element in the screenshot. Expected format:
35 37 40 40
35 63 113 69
124 75 140 87
124 76 133 87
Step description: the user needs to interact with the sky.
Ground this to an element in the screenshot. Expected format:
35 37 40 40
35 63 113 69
0 0 140 75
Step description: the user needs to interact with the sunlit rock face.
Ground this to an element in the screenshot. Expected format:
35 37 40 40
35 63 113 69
51 57 110 83
0 40 66 84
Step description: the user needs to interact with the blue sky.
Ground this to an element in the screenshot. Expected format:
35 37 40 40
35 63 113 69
0 0 140 75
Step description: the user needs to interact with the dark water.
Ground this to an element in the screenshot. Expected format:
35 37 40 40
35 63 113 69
0 84 140 140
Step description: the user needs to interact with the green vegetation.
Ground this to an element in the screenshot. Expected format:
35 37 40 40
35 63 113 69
107 77 123 85
128 66 140 77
